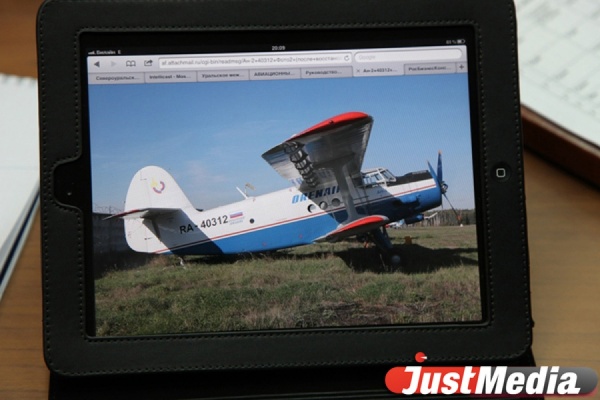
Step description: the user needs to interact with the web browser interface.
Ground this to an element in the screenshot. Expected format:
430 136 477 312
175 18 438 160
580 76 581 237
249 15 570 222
83 30 481 336
87 45 467 85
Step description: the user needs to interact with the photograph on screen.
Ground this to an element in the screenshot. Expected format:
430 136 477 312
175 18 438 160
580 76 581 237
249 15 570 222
85 38 482 336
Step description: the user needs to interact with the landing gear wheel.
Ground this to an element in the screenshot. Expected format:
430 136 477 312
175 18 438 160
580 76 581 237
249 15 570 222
370 226 402 271
389 253 402 268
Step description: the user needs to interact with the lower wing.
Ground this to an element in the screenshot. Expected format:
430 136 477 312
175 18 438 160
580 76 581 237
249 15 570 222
315 215 389 243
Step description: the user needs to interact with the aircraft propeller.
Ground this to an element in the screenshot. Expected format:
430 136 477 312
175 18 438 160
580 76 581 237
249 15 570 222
429 152 461 225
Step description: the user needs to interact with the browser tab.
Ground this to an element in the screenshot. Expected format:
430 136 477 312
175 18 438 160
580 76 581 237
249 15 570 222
197 70 249 82
250 69 301 80
145 71 196 83
301 66 353 79
404 63 457 75
89 73 144 85
354 64 403 77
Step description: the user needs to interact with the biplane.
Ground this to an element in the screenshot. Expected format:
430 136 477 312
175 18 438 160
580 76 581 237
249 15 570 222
111 112 449 265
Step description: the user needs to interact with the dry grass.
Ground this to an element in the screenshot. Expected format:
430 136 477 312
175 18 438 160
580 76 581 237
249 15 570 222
95 225 481 336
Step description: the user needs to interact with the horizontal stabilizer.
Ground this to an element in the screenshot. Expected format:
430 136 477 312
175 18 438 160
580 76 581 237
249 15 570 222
105 207 179 220
316 215 389 243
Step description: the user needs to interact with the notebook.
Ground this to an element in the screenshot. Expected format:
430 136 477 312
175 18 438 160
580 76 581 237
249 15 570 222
0 74 39 300
516 0 600 185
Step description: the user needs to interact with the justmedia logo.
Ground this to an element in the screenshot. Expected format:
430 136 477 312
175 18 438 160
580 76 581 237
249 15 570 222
385 366 598 397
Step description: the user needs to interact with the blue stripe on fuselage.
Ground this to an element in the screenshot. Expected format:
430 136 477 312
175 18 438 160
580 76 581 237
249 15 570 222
164 211 340 255
161 185 441 256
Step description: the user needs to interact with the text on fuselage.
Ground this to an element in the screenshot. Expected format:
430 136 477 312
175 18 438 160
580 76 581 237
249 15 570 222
291 185 340 204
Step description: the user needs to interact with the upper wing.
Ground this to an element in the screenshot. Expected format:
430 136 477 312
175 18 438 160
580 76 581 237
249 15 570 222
262 112 373 191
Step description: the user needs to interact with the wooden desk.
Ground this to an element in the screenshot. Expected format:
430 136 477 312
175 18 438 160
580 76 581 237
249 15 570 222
1 1 599 398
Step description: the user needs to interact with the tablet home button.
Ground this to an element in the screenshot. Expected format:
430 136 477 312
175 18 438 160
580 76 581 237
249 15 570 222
493 163 511 182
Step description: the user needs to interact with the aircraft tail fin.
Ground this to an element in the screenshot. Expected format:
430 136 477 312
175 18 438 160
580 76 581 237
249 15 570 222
110 166 196 254
122 165 194 213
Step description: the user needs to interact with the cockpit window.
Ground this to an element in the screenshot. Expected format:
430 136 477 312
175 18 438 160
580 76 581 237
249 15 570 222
363 175 376 186
362 169 396 186
382 170 396 182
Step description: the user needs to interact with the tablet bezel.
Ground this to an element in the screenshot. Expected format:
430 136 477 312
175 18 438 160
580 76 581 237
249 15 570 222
38 0 531 376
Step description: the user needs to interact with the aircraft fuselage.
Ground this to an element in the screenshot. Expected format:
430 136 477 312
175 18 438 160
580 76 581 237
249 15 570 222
124 171 441 255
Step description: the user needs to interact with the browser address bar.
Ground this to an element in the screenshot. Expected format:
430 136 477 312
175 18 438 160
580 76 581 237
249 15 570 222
159 53 352 69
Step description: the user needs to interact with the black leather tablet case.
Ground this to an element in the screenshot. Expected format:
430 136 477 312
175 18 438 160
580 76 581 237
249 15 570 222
38 0 535 398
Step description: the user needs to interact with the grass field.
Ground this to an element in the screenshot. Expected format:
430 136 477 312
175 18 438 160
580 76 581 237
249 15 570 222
94 225 481 336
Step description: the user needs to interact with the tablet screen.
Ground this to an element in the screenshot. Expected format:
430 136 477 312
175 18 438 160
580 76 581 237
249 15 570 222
82 28 483 337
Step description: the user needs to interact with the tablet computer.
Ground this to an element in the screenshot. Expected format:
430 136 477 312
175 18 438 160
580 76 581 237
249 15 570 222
38 0 532 384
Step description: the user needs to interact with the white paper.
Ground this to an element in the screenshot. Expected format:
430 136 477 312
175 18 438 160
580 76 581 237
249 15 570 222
0 74 39 299
516 0 600 148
